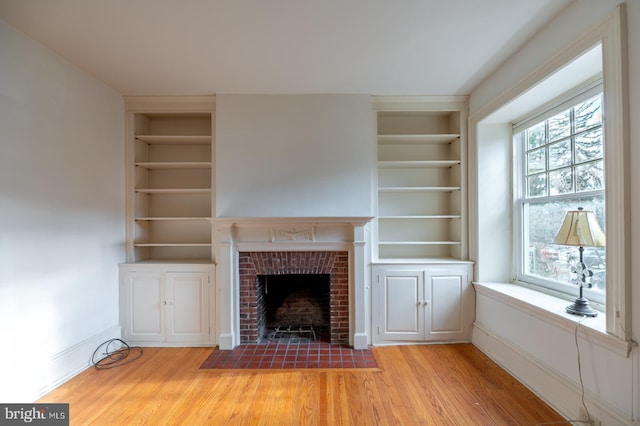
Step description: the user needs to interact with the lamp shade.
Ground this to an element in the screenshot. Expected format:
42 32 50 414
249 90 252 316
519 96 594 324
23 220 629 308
553 208 606 247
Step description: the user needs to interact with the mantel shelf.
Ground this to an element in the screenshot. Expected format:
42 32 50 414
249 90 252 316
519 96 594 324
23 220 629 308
212 216 374 226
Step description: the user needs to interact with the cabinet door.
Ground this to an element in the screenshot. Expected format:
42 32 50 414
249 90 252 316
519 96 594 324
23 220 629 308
376 269 425 341
124 272 165 342
424 266 471 341
165 272 209 342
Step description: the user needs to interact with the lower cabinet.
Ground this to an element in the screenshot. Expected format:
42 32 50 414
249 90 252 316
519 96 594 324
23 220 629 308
372 263 474 345
119 263 214 346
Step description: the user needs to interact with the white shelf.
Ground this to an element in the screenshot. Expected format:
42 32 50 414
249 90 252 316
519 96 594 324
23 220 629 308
375 105 466 261
135 217 212 221
379 241 461 245
127 104 214 263
134 243 212 247
378 160 460 168
135 135 211 144
135 188 211 194
135 162 212 169
379 215 461 219
378 186 460 192
377 134 460 144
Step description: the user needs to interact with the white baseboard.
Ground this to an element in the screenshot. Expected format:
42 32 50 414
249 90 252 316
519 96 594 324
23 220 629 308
472 322 633 425
33 325 122 401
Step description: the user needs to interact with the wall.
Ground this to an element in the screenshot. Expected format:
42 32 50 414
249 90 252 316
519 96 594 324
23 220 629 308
469 0 640 423
0 20 124 401
215 94 374 218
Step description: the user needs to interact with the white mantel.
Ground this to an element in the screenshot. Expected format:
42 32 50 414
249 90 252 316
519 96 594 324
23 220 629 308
213 217 373 350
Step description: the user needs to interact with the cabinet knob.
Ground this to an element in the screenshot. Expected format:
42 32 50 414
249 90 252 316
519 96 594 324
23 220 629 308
418 300 423 306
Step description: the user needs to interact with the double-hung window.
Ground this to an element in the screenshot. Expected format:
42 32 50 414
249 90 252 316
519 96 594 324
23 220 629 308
513 82 606 306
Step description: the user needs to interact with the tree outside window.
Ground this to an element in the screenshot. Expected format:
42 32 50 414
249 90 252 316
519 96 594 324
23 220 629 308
517 94 606 297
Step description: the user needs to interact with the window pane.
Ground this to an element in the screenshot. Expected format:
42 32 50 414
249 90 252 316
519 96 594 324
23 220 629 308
549 167 573 195
527 173 546 197
523 196 606 292
517 88 606 301
575 128 603 163
548 110 570 142
575 95 602 132
576 160 604 192
548 139 572 169
527 147 546 175
527 123 545 150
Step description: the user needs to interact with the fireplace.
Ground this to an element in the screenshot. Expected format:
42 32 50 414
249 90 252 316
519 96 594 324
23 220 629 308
260 273 330 341
214 217 372 350
239 251 349 344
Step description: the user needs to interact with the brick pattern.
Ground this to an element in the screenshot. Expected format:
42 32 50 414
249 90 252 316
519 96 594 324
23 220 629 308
200 342 378 370
239 251 349 345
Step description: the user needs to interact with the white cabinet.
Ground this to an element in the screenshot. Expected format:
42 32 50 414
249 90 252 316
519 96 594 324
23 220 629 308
372 263 474 345
120 263 214 346
125 96 216 262
372 97 468 261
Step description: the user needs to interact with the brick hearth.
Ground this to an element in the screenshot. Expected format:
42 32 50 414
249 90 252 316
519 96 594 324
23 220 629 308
239 251 349 344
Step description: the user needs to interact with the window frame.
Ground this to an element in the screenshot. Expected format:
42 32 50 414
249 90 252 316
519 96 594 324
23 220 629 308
468 5 630 341
513 82 606 305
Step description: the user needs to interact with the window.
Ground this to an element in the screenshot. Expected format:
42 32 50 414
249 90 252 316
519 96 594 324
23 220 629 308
514 85 606 305
472 6 629 339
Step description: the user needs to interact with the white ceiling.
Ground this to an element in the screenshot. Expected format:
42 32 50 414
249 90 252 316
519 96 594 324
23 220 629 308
0 0 572 96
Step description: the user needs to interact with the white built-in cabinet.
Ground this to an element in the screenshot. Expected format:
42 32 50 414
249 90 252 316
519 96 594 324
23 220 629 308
120 97 216 347
372 263 474 344
120 264 214 346
125 96 216 262
371 97 473 345
373 97 467 261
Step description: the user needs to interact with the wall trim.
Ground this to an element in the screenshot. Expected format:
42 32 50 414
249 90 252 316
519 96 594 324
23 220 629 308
34 325 122 401
474 282 633 357
472 322 633 425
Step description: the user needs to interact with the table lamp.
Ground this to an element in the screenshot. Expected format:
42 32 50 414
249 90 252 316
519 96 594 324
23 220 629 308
553 207 606 317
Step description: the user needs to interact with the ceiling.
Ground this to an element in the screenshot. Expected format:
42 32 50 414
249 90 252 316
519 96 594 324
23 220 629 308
0 0 572 96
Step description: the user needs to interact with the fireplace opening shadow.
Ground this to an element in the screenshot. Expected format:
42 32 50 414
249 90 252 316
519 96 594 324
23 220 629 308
258 273 331 344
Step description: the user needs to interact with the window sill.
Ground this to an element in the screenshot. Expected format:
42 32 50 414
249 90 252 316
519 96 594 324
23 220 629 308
473 281 633 358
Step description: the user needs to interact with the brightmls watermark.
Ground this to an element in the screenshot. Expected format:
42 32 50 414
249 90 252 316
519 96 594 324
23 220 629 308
0 404 68 425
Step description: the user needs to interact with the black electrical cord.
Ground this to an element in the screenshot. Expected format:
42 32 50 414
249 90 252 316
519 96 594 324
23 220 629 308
91 338 143 370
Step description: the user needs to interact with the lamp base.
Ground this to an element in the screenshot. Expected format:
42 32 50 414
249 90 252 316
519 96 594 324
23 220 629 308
566 297 598 317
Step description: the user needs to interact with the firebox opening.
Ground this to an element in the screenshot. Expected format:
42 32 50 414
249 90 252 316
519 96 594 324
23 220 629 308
257 273 331 343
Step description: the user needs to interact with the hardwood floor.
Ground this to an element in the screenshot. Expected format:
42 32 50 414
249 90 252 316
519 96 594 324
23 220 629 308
38 344 566 425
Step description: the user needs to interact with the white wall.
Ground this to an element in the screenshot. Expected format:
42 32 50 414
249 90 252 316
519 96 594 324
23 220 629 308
215 94 373 218
0 20 124 401
469 0 640 423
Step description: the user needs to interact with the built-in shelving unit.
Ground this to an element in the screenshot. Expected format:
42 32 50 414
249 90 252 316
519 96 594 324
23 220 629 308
373 97 468 261
125 97 216 262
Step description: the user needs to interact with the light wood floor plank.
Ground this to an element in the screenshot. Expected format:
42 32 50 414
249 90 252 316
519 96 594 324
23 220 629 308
38 344 565 425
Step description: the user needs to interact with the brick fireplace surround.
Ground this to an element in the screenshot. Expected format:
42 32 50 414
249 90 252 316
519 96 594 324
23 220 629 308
214 217 372 350
239 251 349 344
